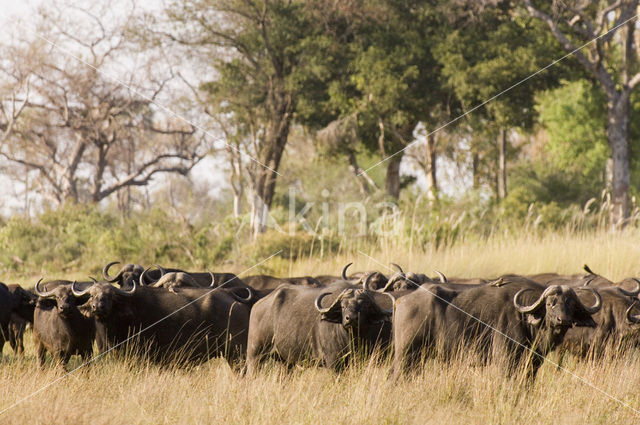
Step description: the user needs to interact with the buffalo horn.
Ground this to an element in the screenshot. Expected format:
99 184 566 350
209 270 217 288
103 261 123 282
513 286 557 314
434 270 447 284
391 263 404 275
625 301 640 324
231 287 254 303
618 278 640 297
115 279 137 296
139 267 152 286
380 278 396 292
362 273 376 291
574 287 602 314
72 280 91 297
315 292 342 314
341 263 353 280
34 278 55 298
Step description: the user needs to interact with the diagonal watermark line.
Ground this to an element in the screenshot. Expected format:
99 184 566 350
0 250 282 416
0 11 282 177
358 251 640 416
359 12 640 177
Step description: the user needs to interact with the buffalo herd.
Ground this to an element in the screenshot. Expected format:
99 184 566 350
2 262 640 379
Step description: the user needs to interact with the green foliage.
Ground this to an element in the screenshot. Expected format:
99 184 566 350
535 79 609 177
242 231 339 262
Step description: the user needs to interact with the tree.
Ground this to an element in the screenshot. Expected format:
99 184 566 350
433 2 570 200
304 0 446 201
523 0 640 226
157 0 326 238
0 3 205 212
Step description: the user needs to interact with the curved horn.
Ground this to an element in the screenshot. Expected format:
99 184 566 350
513 287 549 314
154 264 167 276
582 275 596 286
362 273 376 291
103 261 124 283
230 287 255 303
72 280 92 297
139 267 153 286
315 292 342 314
434 270 447 284
208 270 217 288
115 278 137 296
574 287 602 314
341 263 353 280
380 278 397 292
626 301 640 324
390 263 404 275
34 278 56 298
618 278 640 297
583 264 596 275
88 276 98 283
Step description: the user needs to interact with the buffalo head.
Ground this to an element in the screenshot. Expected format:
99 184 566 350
315 288 394 329
513 285 601 330
103 262 145 288
72 280 136 320
34 278 84 319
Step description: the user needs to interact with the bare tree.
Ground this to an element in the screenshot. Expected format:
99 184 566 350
0 2 207 210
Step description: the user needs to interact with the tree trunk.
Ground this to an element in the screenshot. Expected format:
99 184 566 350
607 91 631 227
347 150 370 195
385 155 402 199
472 152 479 189
497 128 507 200
426 133 437 201
250 94 293 239
233 186 243 218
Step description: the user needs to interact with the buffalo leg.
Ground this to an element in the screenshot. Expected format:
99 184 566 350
35 340 46 369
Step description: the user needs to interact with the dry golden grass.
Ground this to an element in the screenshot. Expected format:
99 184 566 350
2 229 640 424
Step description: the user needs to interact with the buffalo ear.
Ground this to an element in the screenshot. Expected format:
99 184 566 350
77 304 93 319
525 313 543 327
37 299 56 310
320 306 342 323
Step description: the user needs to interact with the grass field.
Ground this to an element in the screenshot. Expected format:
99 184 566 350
2 229 640 424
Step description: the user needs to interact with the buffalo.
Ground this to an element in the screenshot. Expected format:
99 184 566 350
73 281 252 365
392 277 602 377
33 279 95 369
6 284 37 354
0 283 13 353
246 277 394 374
559 285 640 356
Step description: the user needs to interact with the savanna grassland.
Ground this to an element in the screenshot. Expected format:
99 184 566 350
1 229 640 424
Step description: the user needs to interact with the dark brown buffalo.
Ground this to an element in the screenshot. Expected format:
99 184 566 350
392 277 602 377
536 267 640 356
6 284 36 354
246 278 394 374
0 283 13 353
74 281 252 365
33 279 95 369
560 286 640 356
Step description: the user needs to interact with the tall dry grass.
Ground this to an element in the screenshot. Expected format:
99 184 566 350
2 229 640 424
